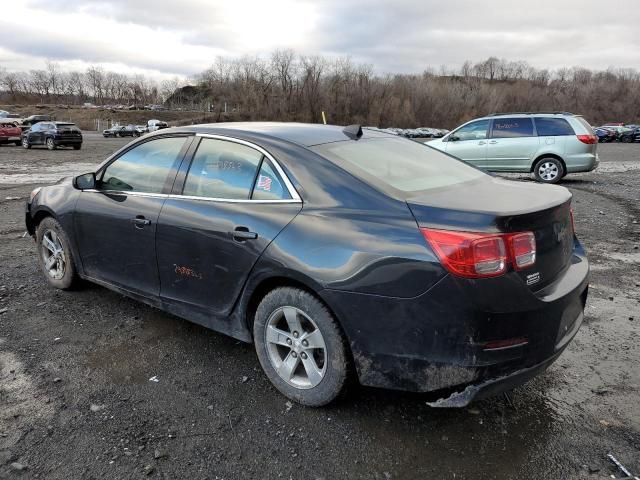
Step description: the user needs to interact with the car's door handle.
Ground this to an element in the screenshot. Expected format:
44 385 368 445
478 141 486 145
131 216 151 228
489 140 498 144
231 227 258 241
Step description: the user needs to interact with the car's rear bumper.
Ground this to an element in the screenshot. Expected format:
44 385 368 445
565 152 598 173
320 242 589 405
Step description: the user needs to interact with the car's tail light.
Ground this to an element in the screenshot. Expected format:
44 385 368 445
420 228 536 279
509 232 536 270
576 134 597 144
420 229 507 278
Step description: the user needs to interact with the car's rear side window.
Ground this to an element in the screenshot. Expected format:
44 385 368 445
252 159 291 200
183 138 263 199
535 118 575 136
100 137 186 193
313 137 485 193
491 118 535 138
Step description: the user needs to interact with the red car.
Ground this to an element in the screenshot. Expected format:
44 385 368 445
0 121 22 146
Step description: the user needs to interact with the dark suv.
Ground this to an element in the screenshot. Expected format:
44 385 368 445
22 122 83 150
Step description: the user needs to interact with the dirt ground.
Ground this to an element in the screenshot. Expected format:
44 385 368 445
0 134 639 479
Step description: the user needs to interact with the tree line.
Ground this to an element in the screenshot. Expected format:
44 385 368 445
2 53 639 128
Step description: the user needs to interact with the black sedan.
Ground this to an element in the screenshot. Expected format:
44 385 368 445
25 123 589 407
22 121 82 150
103 125 140 138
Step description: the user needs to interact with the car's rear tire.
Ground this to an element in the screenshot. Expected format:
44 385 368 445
73 145 81 150
36 217 78 290
253 287 350 407
22 137 31 149
14 141 21 146
46 138 56 150
533 157 564 184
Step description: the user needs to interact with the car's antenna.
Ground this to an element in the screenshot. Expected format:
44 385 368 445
343 124 363 140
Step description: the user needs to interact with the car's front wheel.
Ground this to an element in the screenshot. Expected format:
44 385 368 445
254 287 350 406
22 137 31 149
36 217 78 290
533 157 564 184
46 138 56 150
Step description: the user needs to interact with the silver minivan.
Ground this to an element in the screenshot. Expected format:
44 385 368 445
429 112 599 183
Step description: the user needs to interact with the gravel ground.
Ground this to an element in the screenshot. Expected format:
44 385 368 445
0 134 639 479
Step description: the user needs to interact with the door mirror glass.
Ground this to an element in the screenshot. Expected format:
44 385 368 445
74 172 96 190
448 135 459 142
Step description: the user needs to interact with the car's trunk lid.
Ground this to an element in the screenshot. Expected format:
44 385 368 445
407 177 574 290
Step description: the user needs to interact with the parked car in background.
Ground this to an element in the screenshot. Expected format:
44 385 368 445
147 119 169 132
594 128 617 143
0 120 23 146
22 114 53 126
0 110 9 118
103 125 141 138
618 128 637 143
430 112 598 184
25 122 588 407
22 122 82 150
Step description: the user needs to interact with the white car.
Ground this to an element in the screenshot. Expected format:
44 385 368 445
147 119 169 132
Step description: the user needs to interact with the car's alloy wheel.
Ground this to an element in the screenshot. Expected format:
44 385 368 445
36 217 78 290
254 287 350 406
41 229 66 280
534 158 564 184
22 137 30 149
46 138 56 150
538 162 559 181
265 306 327 389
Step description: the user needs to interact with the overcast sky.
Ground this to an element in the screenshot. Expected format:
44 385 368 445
3 0 639 79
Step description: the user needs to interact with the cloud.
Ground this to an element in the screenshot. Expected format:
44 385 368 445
2 0 639 77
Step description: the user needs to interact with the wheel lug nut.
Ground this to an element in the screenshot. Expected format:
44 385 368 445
291 352 297 358
286 338 292 345
293 331 299 338
301 352 307 359
302 340 308 347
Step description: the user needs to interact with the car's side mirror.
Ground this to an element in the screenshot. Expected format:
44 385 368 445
448 135 460 142
74 172 96 190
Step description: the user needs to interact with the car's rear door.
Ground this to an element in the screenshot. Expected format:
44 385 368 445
73 135 193 297
486 117 540 171
443 119 489 167
156 135 302 317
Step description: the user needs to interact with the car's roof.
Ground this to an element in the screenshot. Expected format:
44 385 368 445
169 122 393 147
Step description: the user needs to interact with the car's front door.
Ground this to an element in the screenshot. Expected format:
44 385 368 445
156 135 302 318
30 123 45 145
444 119 490 167
73 135 193 296
486 117 540 171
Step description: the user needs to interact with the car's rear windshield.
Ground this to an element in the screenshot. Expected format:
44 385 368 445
574 116 594 131
312 137 485 193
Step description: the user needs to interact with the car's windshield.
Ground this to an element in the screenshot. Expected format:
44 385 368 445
313 137 485 193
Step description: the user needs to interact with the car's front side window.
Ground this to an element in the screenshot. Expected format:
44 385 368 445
182 138 263 200
99 137 187 193
452 120 489 141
